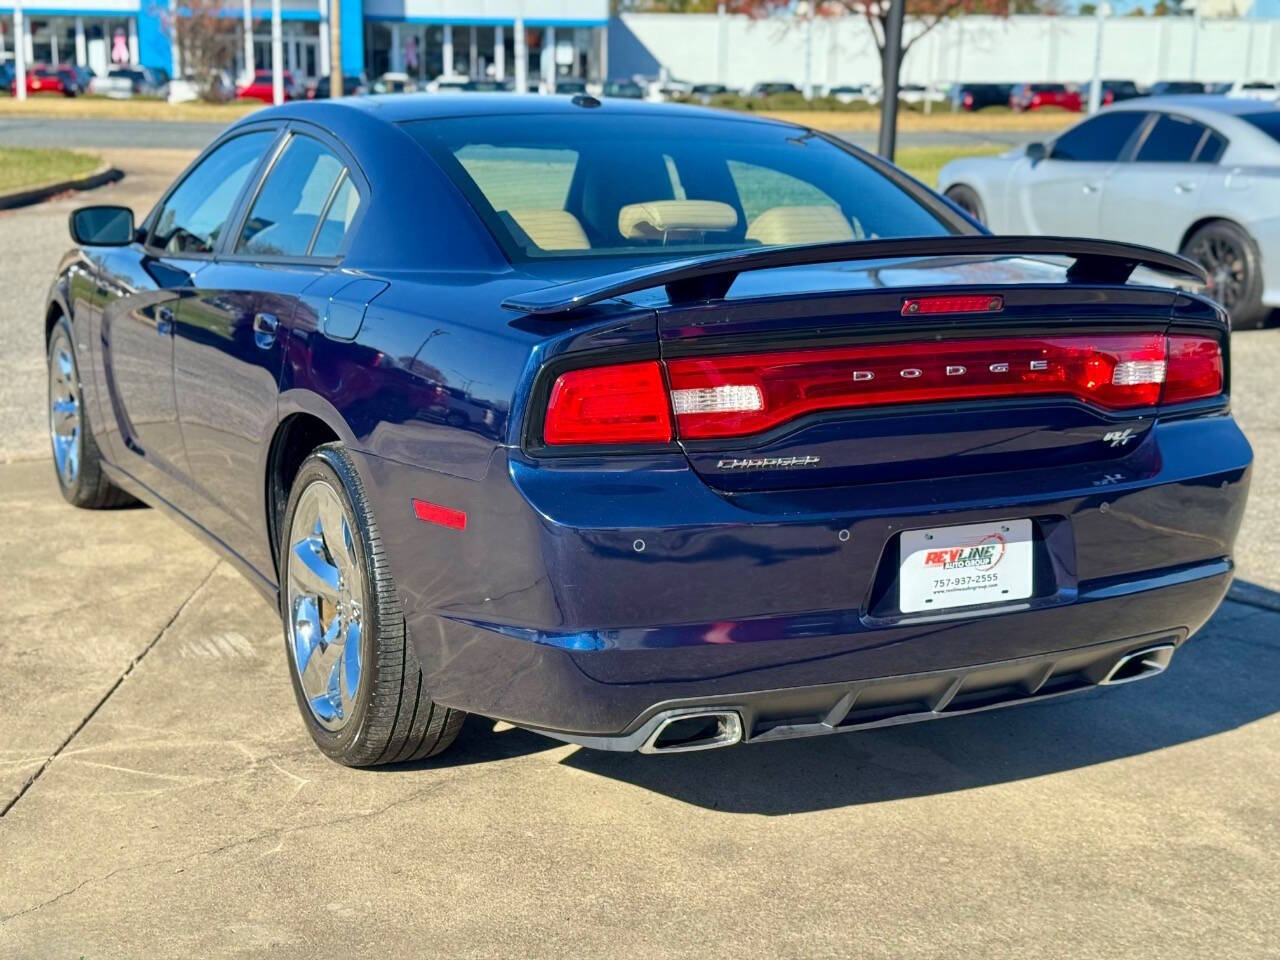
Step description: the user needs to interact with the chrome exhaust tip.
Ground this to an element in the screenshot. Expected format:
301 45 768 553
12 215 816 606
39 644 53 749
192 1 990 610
639 709 744 754
1100 642 1176 686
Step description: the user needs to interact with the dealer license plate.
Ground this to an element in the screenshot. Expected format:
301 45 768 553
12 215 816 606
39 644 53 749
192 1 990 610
899 519 1033 614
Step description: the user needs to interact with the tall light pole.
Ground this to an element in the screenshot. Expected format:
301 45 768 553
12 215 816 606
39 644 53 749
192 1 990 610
13 0 27 101
242 0 254 84
329 0 342 96
877 0 905 161
1087 2 1109 114
270 0 283 104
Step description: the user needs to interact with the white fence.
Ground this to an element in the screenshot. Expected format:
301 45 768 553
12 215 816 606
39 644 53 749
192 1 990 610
611 12 1280 89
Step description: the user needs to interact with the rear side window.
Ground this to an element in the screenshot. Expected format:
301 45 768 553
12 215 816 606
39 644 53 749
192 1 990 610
1241 111 1280 146
150 131 274 255
237 134 356 257
1196 130 1227 164
1136 114 1210 163
311 176 361 257
1050 112 1146 162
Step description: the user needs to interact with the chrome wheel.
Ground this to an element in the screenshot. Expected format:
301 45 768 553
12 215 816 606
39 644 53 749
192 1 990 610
286 480 365 731
48 330 81 488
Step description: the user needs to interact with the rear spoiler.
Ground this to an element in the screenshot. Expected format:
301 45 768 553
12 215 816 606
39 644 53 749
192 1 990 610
500 235 1208 317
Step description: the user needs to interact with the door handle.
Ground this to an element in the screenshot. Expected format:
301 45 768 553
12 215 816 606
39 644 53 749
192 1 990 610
1082 182 1100 194
156 306 174 335
1175 181 1197 194
253 312 279 349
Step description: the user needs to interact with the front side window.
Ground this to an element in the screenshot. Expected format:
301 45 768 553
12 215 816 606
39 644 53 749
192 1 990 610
1135 114 1210 163
405 114 953 261
1050 112 1146 162
150 131 274 255
237 134 353 257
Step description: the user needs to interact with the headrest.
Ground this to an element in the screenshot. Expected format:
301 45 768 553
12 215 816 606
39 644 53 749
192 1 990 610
617 200 739 240
746 205 856 246
506 209 591 251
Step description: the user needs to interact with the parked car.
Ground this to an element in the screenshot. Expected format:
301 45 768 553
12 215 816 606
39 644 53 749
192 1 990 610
552 79 588 95
237 68 301 102
462 79 510 93
940 96 1280 328
749 81 800 97
309 74 368 99
167 70 234 104
603 80 645 99
0 62 14 95
950 83 1012 111
107 66 163 96
426 73 469 93
372 72 417 94
690 82 730 97
827 83 877 105
1148 81 1207 96
897 83 945 106
9 64 74 97
1226 80 1279 103
1080 78 1141 106
47 95 1249 765
1010 83 1082 112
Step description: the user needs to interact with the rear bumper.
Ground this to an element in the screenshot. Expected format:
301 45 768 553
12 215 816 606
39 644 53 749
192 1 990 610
527 633 1182 752
352 414 1249 740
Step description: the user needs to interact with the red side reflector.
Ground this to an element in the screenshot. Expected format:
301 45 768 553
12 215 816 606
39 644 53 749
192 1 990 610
1163 334 1223 404
665 334 1168 440
412 499 467 531
902 295 1004 316
544 360 673 446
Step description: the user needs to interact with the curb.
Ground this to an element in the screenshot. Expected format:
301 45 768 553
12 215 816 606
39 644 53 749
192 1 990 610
0 164 125 212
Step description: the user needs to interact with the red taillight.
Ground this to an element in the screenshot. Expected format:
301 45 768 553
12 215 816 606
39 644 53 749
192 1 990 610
543 360 673 445
963 93 974 108
541 335 1223 447
1164 334 1223 404
902 295 1003 316
665 335 1169 440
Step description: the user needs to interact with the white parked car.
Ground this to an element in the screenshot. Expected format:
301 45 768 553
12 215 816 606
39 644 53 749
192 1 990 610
938 97 1280 328
1225 80 1280 103
827 84 878 105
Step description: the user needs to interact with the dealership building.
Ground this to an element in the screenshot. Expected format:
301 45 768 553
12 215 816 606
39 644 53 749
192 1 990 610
0 0 609 87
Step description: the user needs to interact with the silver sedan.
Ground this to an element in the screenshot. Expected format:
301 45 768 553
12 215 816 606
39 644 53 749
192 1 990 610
939 97 1280 328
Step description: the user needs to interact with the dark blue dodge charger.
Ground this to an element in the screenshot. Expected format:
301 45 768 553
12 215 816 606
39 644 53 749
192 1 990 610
46 94 1252 764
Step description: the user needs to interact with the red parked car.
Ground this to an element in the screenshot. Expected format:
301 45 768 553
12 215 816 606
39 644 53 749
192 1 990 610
236 69 299 103
9 64 76 97
1009 83 1081 112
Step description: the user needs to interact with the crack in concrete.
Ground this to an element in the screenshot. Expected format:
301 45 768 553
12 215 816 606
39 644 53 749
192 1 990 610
0 560 221 819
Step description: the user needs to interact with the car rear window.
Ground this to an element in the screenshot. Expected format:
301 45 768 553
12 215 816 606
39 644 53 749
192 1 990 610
1242 111 1280 145
403 113 953 261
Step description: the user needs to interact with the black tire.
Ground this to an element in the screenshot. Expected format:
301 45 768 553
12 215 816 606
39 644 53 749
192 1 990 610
46 315 134 509
280 443 464 767
1180 220 1269 330
945 184 986 225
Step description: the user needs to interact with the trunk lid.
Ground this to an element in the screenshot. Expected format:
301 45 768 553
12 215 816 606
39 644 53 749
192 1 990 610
652 261 1180 493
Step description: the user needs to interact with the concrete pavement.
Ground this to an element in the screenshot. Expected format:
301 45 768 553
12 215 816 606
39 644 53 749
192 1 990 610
0 151 1278 959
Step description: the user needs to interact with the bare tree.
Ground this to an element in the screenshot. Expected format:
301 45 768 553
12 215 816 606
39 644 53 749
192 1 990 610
161 0 239 100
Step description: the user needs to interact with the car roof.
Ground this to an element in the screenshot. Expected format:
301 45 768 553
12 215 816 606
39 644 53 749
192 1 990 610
245 92 800 130
1108 94 1274 117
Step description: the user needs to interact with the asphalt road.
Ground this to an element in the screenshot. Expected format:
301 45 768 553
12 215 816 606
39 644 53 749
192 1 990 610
0 155 1277 959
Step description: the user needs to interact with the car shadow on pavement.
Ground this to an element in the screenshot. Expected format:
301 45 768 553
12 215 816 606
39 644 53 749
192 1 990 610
556 585 1280 815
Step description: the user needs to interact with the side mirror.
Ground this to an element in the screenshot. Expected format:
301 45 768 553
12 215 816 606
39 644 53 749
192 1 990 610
69 205 135 246
1025 142 1048 163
